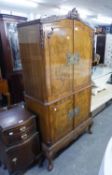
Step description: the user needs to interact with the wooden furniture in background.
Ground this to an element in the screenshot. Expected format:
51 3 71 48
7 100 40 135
0 79 11 107
0 14 27 103
18 10 93 170
0 104 41 175
95 34 106 64
104 34 112 68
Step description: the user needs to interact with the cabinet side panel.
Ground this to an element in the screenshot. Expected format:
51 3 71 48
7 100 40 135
18 24 45 102
25 95 52 145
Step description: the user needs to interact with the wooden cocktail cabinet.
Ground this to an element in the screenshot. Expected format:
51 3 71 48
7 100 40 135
17 10 93 170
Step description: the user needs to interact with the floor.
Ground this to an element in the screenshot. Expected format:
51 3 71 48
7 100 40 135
91 83 112 111
91 64 112 111
1 104 112 175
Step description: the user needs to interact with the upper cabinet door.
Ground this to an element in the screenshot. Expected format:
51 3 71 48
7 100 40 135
43 19 74 102
73 20 93 90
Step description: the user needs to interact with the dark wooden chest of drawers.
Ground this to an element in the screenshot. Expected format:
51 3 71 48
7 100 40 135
0 105 41 175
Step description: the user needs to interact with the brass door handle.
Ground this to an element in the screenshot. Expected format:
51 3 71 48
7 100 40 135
21 134 28 140
9 132 14 136
20 126 26 132
12 157 18 164
68 107 80 119
66 52 80 64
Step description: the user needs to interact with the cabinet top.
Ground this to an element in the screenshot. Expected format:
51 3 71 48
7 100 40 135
17 8 80 28
17 8 93 30
0 14 27 21
0 105 35 130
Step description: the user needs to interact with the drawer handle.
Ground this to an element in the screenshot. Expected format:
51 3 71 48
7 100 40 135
9 132 13 136
12 157 18 164
20 126 26 132
18 120 23 124
21 134 28 140
66 52 80 64
54 108 57 111
68 107 80 119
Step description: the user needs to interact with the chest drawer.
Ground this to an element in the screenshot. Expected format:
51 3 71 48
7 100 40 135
1 116 37 146
5 132 41 174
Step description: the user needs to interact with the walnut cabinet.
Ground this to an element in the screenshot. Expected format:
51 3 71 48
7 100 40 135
18 15 93 170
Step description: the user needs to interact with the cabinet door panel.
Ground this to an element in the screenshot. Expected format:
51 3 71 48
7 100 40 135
74 88 91 128
74 21 93 89
44 19 74 102
49 96 74 143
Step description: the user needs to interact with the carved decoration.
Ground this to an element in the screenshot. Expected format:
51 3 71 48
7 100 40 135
40 25 44 48
67 8 79 20
47 27 54 39
39 8 79 23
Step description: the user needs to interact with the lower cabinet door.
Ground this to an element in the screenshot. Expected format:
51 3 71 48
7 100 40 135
74 87 91 128
6 132 40 174
49 96 74 144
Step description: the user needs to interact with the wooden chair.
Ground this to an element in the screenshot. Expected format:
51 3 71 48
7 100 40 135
0 79 11 107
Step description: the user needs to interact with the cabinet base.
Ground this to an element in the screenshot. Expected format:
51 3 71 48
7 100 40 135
42 118 93 171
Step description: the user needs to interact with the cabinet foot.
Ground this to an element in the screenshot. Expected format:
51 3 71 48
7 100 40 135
87 121 93 134
47 154 53 171
42 119 93 171
42 144 54 171
48 162 53 171
39 154 45 167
